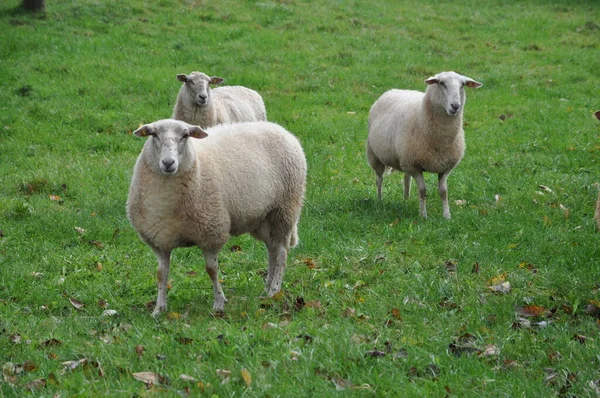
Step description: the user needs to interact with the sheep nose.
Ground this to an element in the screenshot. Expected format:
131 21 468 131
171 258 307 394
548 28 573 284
451 103 461 111
162 159 175 170
199 94 207 101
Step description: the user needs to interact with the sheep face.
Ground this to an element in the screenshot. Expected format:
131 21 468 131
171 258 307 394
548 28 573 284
134 119 208 175
176 72 224 108
425 71 482 116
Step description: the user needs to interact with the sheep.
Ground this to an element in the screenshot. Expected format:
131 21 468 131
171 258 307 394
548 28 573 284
126 119 306 316
366 71 482 219
594 111 600 230
172 71 267 128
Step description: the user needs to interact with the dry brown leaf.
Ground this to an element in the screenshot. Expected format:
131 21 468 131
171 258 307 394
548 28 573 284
478 344 500 357
23 378 46 391
69 298 84 310
74 227 86 235
241 368 252 387
9 334 21 344
472 262 480 274
294 297 305 311
135 345 144 359
538 185 553 193
179 374 197 382
303 258 316 269
518 305 551 318
176 337 193 345
49 195 62 202
41 338 62 347
305 300 322 309
390 308 402 320
89 240 104 249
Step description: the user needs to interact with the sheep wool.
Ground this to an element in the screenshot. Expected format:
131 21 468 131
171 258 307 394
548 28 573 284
127 119 306 316
172 71 267 128
366 71 482 219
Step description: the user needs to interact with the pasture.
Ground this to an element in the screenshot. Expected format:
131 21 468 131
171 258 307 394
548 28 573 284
1 0 600 395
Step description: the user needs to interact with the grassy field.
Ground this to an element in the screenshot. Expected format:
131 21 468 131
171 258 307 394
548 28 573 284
1 0 600 396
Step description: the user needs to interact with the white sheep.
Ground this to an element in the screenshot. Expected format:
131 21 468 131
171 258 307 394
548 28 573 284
126 119 306 316
366 71 482 219
172 71 267 128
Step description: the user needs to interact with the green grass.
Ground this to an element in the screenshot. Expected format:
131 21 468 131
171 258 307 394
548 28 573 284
1 0 600 395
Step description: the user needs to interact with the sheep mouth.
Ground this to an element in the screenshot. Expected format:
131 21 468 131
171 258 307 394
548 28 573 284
196 100 208 107
160 167 178 175
447 109 459 116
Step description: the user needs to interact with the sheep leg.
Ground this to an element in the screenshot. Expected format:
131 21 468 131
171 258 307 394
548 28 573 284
403 173 411 200
266 242 287 296
438 172 451 219
204 251 227 313
152 248 171 317
366 143 385 199
413 172 428 219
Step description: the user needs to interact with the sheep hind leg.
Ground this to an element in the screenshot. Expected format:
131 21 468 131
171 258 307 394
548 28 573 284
403 173 411 200
204 251 227 313
151 248 171 317
438 171 451 219
265 241 287 297
413 172 428 219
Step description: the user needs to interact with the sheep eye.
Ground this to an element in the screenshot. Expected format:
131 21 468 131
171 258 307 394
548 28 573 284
439 82 446 87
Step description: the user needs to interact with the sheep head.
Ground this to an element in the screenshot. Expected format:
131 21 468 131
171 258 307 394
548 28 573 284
176 72 224 107
134 119 208 175
425 71 482 117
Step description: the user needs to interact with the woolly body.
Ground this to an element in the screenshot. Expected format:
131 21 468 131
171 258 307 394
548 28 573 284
172 71 266 128
366 71 481 219
127 119 306 315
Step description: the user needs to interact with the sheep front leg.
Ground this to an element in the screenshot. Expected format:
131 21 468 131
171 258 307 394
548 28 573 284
152 248 171 317
413 172 428 219
438 172 451 219
266 243 287 296
204 251 227 313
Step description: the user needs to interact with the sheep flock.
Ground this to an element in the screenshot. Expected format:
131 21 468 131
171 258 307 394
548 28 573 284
126 70 600 316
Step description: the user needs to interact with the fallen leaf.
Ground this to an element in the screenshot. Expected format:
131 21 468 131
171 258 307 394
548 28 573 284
472 262 480 274
303 258 316 269
305 300 322 309
132 371 167 386
9 334 21 344
518 305 551 318
69 298 84 310
23 378 46 391
364 350 386 358
294 297 305 311
230 245 242 252
102 309 117 317
241 368 252 387
342 307 356 318
74 227 86 235
89 240 104 249
176 337 193 345
135 345 144 359
179 374 197 383
185 271 197 277
390 308 402 320
478 345 500 357
49 195 62 202
62 358 88 370
41 338 62 347
538 185 553 193
488 282 511 294
488 273 507 285
216 369 231 384
573 334 590 344
455 199 467 206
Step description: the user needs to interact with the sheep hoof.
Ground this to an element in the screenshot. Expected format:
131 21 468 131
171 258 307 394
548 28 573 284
151 305 166 318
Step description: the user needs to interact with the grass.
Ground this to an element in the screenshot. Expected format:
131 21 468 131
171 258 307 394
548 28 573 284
1 0 600 395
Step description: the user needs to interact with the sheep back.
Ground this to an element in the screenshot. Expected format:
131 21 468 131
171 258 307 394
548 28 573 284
127 121 306 253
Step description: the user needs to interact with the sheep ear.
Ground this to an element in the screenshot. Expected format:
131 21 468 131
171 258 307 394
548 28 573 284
188 126 208 139
595 110 600 121
425 76 439 85
210 76 224 85
464 78 483 88
133 124 154 138
176 74 188 83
